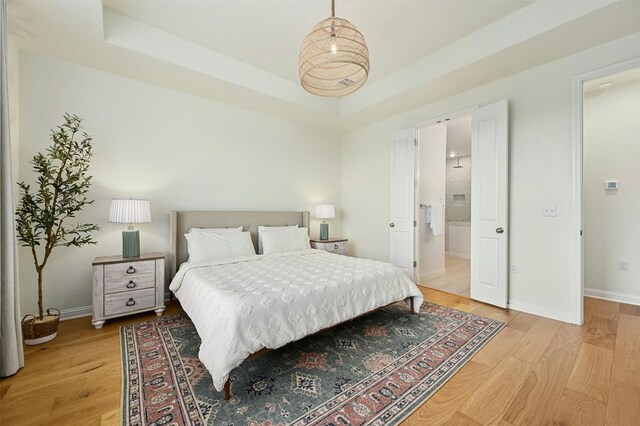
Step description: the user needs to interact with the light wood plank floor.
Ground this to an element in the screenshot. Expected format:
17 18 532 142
1 289 639 425
421 256 470 297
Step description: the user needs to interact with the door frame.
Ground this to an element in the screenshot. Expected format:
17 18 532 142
415 106 479 129
414 106 478 287
571 56 640 325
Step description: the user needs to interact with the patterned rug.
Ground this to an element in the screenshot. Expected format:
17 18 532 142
121 302 504 425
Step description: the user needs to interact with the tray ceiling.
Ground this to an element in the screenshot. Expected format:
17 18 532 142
8 0 640 131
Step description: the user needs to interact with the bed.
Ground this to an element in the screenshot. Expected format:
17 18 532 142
168 210 424 400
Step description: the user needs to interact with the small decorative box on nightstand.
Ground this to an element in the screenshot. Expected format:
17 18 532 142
310 238 348 255
92 252 165 329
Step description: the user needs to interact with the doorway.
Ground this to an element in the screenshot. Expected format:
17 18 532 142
572 57 640 324
582 66 640 307
418 116 472 297
389 100 509 308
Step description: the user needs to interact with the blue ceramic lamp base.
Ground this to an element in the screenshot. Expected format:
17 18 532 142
122 229 140 258
320 223 329 240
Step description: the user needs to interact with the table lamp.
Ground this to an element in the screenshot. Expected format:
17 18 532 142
315 204 335 241
109 199 151 258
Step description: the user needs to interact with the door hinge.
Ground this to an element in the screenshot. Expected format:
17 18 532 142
413 261 417 268
414 179 418 187
414 138 417 146
580 230 583 236
414 220 417 227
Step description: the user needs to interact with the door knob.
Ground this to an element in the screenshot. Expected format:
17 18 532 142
496 227 504 234
389 223 395 228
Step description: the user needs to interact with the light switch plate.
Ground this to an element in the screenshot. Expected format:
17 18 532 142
543 206 557 217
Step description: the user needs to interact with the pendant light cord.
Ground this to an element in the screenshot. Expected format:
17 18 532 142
331 0 335 17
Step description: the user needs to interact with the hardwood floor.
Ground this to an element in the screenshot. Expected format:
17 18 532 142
1 290 639 425
403 289 640 426
421 256 470 297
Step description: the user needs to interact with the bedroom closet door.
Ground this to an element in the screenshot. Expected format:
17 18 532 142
389 128 417 280
470 100 509 308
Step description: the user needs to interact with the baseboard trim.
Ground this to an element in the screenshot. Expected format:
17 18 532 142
60 305 92 321
584 288 640 306
448 252 470 260
420 268 446 282
508 300 577 324
59 291 174 321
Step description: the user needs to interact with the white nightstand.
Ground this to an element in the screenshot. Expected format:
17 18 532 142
310 238 348 255
92 252 165 329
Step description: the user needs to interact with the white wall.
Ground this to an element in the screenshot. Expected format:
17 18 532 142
341 31 640 323
445 155 471 223
417 124 446 282
17 51 342 315
445 154 471 253
584 79 640 302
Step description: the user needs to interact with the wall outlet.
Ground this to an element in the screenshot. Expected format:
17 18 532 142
618 260 629 270
542 206 557 217
510 264 518 273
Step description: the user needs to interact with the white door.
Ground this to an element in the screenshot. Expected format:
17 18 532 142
389 128 417 280
471 100 509 307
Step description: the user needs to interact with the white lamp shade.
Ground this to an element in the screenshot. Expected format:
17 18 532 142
109 199 151 223
315 204 335 219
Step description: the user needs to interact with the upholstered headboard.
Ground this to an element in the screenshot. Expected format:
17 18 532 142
169 211 310 277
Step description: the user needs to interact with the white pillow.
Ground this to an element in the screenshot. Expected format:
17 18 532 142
257 225 298 254
261 227 310 255
189 226 243 234
185 231 256 262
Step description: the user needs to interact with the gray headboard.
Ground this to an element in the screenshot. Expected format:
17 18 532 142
169 211 310 277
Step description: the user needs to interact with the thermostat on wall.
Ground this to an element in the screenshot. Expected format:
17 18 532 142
605 180 619 190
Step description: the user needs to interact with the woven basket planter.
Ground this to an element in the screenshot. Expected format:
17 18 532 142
22 308 60 345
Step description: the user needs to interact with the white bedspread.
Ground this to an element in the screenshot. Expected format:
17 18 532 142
169 249 424 391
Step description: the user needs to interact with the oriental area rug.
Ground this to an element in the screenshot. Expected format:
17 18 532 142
121 302 504 425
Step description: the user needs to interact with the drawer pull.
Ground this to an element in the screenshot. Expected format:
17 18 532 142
125 298 136 307
126 266 136 274
334 244 339 249
126 280 137 289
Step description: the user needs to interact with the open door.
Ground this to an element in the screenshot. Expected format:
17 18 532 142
389 128 417 280
470 100 509 307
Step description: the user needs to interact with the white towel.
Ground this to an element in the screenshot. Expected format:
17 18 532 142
429 202 444 236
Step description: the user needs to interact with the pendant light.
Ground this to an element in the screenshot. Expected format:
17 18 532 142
299 0 370 97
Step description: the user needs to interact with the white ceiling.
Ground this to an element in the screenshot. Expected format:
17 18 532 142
8 0 640 132
103 0 533 84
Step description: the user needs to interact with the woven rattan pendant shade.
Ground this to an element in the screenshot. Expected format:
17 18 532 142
299 1 369 97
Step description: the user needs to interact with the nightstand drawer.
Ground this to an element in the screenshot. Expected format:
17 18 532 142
324 241 346 254
104 274 155 295
104 288 156 316
311 240 347 255
104 260 155 280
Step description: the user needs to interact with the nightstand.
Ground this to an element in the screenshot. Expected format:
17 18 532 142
310 238 348 255
92 252 165 329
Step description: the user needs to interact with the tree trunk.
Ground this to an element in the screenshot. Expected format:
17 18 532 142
37 267 44 320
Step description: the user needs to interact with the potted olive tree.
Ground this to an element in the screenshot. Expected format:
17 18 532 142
16 114 100 345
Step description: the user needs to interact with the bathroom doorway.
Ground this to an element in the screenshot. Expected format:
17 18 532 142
390 100 508 307
417 115 472 297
